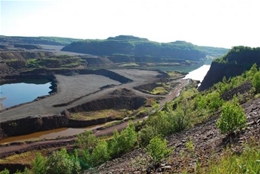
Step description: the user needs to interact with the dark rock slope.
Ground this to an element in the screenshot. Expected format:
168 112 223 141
199 46 260 91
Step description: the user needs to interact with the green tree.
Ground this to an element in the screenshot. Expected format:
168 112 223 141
252 71 260 93
146 136 172 164
207 91 223 111
118 121 137 152
0 169 9 174
217 99 247 134
46 148 81 174
32 153 47 174
138 125 157 147
109 130 122 157
76 130 97 150
14 168 30 174
92 140 110 165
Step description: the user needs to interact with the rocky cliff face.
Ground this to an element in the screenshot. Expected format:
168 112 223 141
199 61 246 91
199 46 260 91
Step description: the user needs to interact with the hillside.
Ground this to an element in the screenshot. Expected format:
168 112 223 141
62 35 228 63
199 46 260 91
0 45 259 173
0 36 82 46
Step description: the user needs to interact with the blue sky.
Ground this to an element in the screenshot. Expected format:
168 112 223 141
1 0 260 48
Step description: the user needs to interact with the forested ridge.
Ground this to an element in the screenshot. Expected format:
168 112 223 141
62 35 228 62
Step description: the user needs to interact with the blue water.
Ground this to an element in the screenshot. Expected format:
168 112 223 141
0 82 51 108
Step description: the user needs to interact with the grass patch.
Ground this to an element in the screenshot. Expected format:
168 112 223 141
70 109 130 120
167 71 185 79
196 144 260 174
0 151 41 165
151 87 168 95
119 63 139 67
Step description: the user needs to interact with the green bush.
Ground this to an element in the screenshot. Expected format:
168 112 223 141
217 99 247 134
92 140 110 165
32 153 47 174
0 169 9 174
76 130 98 150
46 148 81 174
146 136 172 164
252 71 260 93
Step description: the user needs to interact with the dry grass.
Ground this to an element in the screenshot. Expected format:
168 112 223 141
0 150 43 165
70 109 130 120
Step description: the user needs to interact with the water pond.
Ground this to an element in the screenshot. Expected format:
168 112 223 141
0 79 52 109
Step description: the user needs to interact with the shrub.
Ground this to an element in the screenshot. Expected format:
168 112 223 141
92 140 110 165
252 71 260 93
0 169 9 174
32 153 47 174
217 99 247 134
146 136 172 164
46 148 81 174
76 130 97 150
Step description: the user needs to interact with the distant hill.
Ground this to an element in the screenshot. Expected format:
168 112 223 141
199 46 260 91
0 36 83 46
62 35 228 63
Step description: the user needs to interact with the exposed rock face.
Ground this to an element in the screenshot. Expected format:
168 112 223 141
0 115 68 139
68 96 146 113
84 57 113 67
199 61 246 91
14 44 41 49
0 51 54 60
199 47 260 91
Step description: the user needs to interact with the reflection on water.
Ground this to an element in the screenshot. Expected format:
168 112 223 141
0 81 51 108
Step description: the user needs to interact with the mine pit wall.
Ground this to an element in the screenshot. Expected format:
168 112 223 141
0 115 68 140
68 96 146 113
0 97 146 140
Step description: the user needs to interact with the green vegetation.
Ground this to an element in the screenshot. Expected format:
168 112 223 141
200 46 260 91
217 98 247 134
146 136 172 164
0 36 82 46
2 62 260 173
252 71 260 93
26 56 83 69
62 35 228 62
197 144 260 174
71 109 128 120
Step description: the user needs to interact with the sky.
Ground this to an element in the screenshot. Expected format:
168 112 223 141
0 0 260 48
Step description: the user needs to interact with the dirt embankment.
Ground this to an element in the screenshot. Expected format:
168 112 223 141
0 92 146 139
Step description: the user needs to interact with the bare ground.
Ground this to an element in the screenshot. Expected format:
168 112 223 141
0 78 188 159
0 69 161 123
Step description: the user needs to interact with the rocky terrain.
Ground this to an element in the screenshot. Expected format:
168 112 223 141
199 46 260 91
92 92 260 173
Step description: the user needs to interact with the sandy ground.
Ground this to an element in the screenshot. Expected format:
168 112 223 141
0 69 161 123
